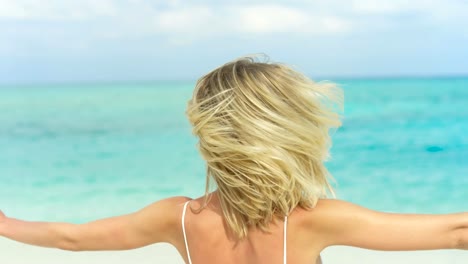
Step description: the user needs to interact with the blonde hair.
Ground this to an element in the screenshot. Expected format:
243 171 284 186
186 55 343 239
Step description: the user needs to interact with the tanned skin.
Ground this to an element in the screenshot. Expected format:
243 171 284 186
0 194 467 264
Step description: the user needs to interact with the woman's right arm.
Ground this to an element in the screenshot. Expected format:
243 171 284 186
0 197 187 251
311 199 468 250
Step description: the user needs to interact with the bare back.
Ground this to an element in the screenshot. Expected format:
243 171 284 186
0 192 465 262
173 193 323 264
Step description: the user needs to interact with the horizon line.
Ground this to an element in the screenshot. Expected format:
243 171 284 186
1 73 468 87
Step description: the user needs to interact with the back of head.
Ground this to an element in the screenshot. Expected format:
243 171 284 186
186 55 343 239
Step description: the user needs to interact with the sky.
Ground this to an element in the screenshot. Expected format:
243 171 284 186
1 0 468 84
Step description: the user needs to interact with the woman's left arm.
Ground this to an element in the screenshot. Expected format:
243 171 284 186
0 197 187 251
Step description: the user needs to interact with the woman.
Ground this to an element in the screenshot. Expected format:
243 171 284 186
0 56 467 264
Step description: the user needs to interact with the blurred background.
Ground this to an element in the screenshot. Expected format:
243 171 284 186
0 1 467 222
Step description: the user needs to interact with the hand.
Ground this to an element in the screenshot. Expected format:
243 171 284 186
0 210 5 223
0 210 6 236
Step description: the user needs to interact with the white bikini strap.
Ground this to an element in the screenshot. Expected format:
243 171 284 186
182 201 192 264
284 215 288 264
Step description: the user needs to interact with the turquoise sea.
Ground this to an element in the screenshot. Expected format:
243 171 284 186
0 78 467 223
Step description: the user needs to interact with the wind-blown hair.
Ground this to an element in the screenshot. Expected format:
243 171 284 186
186 55 343 239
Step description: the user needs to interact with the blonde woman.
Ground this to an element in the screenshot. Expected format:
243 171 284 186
0 56 467 264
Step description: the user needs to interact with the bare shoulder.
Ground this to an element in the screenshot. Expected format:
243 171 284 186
299 199 365 223
152 196 193 209
130 196 192 244
310 198 361 213
297 199 362 235
139 196 192 215
143 196 192 222
308 199 374 220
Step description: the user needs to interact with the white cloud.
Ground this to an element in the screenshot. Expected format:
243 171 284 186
0 0 118 20
0 1 353 36
235 5 350 34
236 5 309 33
351 0 418 14
0 0 466 41
154 6 217 33
350 0 468 18
1 0 467 80
150 5 352 36
0 1 29 19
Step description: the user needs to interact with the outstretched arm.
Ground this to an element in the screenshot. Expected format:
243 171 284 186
311 200 468 250
0 197 188 251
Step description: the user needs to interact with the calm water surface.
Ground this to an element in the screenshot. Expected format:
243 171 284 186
0 78 467 222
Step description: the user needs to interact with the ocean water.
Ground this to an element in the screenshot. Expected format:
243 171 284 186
0 78 467 223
